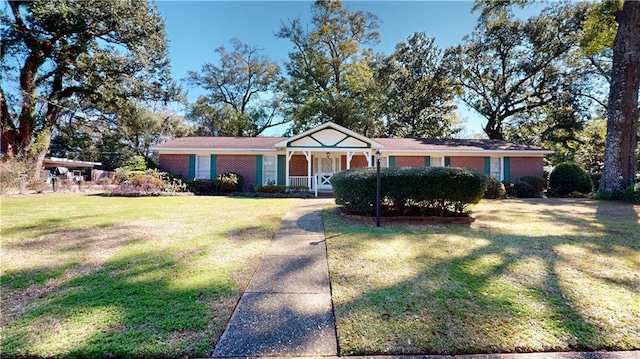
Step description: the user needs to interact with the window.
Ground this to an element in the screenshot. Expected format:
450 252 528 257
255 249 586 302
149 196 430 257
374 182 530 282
263 155 277 185
430 157 444 167
379 157 388 168
196 155 210 179
490 157 502 180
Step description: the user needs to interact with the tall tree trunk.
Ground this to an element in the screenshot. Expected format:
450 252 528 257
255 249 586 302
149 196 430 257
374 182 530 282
32 129 52 179
600 1 640 194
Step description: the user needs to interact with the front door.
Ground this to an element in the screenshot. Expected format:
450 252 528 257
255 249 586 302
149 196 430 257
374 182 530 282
315 155 340 190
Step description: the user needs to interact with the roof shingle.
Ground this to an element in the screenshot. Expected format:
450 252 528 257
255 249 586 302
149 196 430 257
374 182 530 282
152 136 548 152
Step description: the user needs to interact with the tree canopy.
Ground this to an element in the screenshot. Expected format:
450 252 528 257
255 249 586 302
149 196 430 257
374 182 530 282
1 0 178 174
380 32 461 139
2 0 637 191
186 38 285 137
276 0 382 135
450 3 586 140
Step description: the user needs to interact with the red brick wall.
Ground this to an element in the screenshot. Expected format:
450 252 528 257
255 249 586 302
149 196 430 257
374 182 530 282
395 156 425 168
510 157 544 180
159 154 190 180
450 156 484 172
217 155 257 189
290 154 311 176
341 154 369 170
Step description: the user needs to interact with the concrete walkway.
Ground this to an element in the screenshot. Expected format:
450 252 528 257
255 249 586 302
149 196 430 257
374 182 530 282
212 199 640 359
213 198 336 357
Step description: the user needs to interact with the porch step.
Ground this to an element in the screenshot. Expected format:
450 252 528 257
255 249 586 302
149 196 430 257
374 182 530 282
316 191 334 198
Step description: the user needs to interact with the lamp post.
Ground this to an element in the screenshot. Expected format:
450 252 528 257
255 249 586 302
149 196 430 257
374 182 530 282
375 150 381 227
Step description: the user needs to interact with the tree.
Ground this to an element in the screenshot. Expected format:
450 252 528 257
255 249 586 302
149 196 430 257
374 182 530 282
1 0 177 177
576 118 607 174
450 3 586 140
276 0 381 135
600 1 640 193
48 105 189 170
186 38 284 137
379 32 461 138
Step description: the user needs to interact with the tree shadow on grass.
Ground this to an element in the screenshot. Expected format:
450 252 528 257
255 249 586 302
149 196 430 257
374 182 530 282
325 199 640 356
1 247 240 359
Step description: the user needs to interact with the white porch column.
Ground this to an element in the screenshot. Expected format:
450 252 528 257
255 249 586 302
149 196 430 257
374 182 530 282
346 151 355 169
303 150 312 189
368 150 374 166
286 150 295 186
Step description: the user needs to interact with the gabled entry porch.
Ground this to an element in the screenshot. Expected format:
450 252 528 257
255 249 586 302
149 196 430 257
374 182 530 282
274 122 384 196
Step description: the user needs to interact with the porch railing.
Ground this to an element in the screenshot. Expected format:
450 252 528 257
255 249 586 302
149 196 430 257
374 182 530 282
289 176 309 188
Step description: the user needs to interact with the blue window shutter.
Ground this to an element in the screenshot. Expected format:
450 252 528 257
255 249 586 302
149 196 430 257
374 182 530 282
188 155 196 180
424 156 431 167
484 157 491 176
255 155 263 186
210 155 217 180
504 157 511 181
444 156 451 167
389 156 396 168
277 155 285 185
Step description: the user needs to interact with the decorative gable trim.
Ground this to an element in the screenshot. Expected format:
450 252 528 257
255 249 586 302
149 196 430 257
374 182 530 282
274 122 383 149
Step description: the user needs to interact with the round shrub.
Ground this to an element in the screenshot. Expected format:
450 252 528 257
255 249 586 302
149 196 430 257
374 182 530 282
484 176 507 199
330 166 488 216
514 180 535 198
515 176 546 198
216 172 244 192
548 162 593 196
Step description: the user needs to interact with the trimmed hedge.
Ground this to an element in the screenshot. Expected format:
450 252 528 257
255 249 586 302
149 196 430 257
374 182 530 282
187 179 216 195
330 166 488 217
549 162 593 196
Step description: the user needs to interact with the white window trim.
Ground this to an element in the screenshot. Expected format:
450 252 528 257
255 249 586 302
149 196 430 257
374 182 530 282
262 155 277 185
430 156 444 167
490 156 504 181
196 155 210 180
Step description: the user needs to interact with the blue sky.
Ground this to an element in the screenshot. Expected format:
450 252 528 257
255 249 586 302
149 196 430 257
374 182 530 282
154 1 509 137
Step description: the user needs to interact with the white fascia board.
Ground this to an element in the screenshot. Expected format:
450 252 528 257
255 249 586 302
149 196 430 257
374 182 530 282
44 157 102 167
274 122 384 148
286 147 373 153
154 148 282 155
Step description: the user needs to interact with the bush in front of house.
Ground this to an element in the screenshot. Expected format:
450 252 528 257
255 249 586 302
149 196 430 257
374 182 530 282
187 179 216 195
215 172 244 192
256 184 287 193
513 175 546 198
502 180 516 197
484 176 507 199
331 166 488 217
110 169 189 196
513 180 535 198
548 162 593 197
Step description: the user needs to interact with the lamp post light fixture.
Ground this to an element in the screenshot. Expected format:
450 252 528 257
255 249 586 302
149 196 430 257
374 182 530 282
375 150 381 227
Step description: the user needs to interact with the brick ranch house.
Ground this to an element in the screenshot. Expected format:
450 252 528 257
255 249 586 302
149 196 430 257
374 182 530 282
151 122 551 195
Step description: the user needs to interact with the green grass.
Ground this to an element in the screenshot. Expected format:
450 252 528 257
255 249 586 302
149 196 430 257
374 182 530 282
1 194 299 358
325 198 640 355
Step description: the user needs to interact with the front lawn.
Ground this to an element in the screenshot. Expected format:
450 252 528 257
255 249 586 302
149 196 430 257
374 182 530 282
1 194 299 358
325 198 640 355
